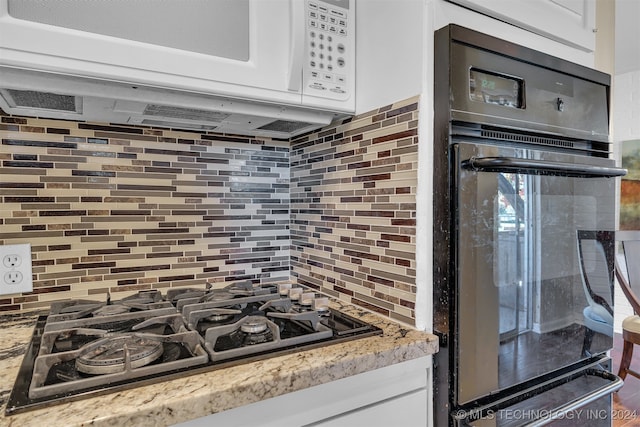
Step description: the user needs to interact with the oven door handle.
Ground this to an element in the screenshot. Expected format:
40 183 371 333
454 363 624 426
463 156 627 178
526 369 623 426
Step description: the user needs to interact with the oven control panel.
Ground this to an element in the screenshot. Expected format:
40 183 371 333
469 68 524 109
450 42 609 142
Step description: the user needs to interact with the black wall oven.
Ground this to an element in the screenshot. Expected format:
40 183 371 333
433 25 626 426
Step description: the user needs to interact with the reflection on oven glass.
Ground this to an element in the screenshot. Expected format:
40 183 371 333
457 142 617 398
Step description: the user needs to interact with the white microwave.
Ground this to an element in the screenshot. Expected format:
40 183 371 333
0 0 355 138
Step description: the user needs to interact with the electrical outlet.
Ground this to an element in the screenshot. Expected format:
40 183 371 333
3 254 21 268
0 244 33 295
5 271 23 284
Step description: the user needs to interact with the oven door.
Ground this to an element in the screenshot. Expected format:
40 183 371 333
452 141 625 405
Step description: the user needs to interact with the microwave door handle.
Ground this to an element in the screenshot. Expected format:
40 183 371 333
463 156 628 178
287 0 305 92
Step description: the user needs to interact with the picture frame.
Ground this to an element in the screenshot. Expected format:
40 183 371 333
620 139 640 230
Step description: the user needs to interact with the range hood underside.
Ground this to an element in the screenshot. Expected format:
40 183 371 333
0 66 341 139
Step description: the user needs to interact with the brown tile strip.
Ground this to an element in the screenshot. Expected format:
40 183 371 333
2 139 77 149
79 123 144 134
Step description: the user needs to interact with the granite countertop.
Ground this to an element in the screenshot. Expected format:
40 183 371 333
0 301 438 427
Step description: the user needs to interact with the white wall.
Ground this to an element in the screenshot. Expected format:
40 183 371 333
613 71 640 142
614 0 640 75
612 0 640 333
613 71 640 333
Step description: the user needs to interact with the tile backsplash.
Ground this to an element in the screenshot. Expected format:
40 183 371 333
0 96 419 325
290 96 419 325
0 115 291 312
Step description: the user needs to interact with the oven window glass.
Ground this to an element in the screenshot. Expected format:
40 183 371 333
496 173 531 340
455 142 616 404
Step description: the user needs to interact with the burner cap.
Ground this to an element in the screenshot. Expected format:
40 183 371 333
75 334 164 375
240 316 269 334
92 305 130 316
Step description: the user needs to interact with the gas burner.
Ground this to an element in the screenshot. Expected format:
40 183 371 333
92 305 130 317
75 334 165 375
240 316 269 334
241 330 273 346
229 316 274 346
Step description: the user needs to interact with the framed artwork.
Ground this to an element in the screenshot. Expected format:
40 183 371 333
620 139 640 230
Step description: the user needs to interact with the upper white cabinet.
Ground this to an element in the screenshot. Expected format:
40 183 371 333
355 0 424 113
445 0 596 52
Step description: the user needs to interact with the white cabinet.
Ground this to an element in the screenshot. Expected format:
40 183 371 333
355 0 424 113
445 0 596 52
172 356 432 427
312 388 428 427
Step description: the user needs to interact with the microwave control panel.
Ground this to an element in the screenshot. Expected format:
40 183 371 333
304 0 354 102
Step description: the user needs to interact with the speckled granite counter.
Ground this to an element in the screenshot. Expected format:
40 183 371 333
0 301 438 427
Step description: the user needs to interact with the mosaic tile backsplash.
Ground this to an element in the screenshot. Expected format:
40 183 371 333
0 116 291 312
0 96 419 325
290 96 419 325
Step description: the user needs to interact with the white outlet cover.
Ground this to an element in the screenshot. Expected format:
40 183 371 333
0 243 33 295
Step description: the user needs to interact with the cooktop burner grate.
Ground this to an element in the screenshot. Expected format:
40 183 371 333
5 285 382 416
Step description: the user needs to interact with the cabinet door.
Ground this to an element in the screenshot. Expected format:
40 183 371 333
171 357 432 427
446 0 596 52
312 389 428 427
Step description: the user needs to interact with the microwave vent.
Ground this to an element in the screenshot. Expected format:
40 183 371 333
1 89 79 112
141 119 218 131
257 120 314 133
143 104 231 122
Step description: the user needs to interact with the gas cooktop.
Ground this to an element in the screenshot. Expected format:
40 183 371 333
5 283 382 416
